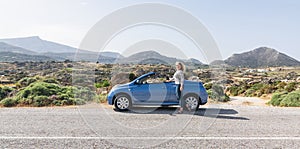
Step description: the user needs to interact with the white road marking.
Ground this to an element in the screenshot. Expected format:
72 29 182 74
0 136 300 140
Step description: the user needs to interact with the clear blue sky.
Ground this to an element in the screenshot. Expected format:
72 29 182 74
0 0 299 61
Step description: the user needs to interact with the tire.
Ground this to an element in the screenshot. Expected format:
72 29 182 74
183 94 200 111
114 94 132 111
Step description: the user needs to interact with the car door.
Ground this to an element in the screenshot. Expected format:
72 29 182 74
147 83 168 104
130 83 151 103
165 82 179 102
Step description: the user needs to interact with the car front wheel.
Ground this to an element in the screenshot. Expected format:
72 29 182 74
114 94 132 111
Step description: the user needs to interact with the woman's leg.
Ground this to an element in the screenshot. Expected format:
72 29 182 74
177 84 184 113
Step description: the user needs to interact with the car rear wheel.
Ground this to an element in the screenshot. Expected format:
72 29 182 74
184 94 199 111
114 94 132 111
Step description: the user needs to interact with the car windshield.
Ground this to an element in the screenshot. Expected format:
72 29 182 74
138 74 164 84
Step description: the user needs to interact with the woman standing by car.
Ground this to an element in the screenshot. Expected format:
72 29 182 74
169 62 187 113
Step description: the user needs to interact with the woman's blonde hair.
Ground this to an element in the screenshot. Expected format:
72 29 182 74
175 62 185 71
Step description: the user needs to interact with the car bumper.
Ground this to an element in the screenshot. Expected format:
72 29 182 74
107 92 114 105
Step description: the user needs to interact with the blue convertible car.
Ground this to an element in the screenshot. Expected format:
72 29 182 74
107 72 208 111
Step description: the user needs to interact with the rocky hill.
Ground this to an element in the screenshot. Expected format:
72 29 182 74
117 51 203 65
0 37 124 62
0 42 37 55
221 47 300 68
0 52 53 62
0 36 76 53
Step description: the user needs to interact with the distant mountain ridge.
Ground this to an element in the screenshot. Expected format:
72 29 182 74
0 36 76 53
223 47 300 68
0 51 53 62
117 51 203 65
1 37 299 67
0 36 204 64
0 42 37 55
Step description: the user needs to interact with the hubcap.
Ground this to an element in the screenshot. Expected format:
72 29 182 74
185 96 198 110
116 96 130 110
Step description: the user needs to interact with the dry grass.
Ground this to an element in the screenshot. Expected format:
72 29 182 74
242 101 253 105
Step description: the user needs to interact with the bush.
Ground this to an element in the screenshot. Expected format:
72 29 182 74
33 96 49 107
280 91 300 107
75 87 96 101
12 81 95 107
269 92 288 106
94 80 110 88
129 73 137 81
17 77 38 88
228 86 239 96
208 84 230 102
15 82 60 100
0 98 17 107
95 94 107 103
204 83 213 90
0 86 14 100
269 91 300 107
71 98 86 105
52 100 62 106
43 78 59 84
247 89 256 97
285 82 297 92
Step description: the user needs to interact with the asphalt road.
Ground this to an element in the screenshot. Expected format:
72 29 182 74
1 100 300 149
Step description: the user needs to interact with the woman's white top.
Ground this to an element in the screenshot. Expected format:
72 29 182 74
172 70 184 85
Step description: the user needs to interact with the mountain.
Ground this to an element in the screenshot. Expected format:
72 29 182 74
224 47 300 68
99 51 123 59
0 36 76 53
0 42 37 55
0 36 124 62
0 36 201 64
117 51 203 65
0 52 53 62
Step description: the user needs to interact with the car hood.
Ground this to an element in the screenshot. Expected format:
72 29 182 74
111 82 131 90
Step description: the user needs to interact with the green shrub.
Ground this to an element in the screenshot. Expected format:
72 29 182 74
204 83 213 90
228 86 239 96
277 82 287 90
43 78 59 84
285 82 297 92
0 98 17 107
17 77 38 88
268 91 300 107
94 80 110 88
71 98 86 105
95 94 107 103
102 80 110 87
269 92 288 106
129 73 136 81
75 87 96 101
12 81 93 107
33 96 49 107
245 89 256 97
61 100 72 106
52 100 62 106
251 83 264 91
15 82 60 101
208 84 230 102
94 83 102 88
280 91 300 107
0 86 14 100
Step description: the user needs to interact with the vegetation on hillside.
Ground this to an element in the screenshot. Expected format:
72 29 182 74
227 81 299 98
0 76 96 107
